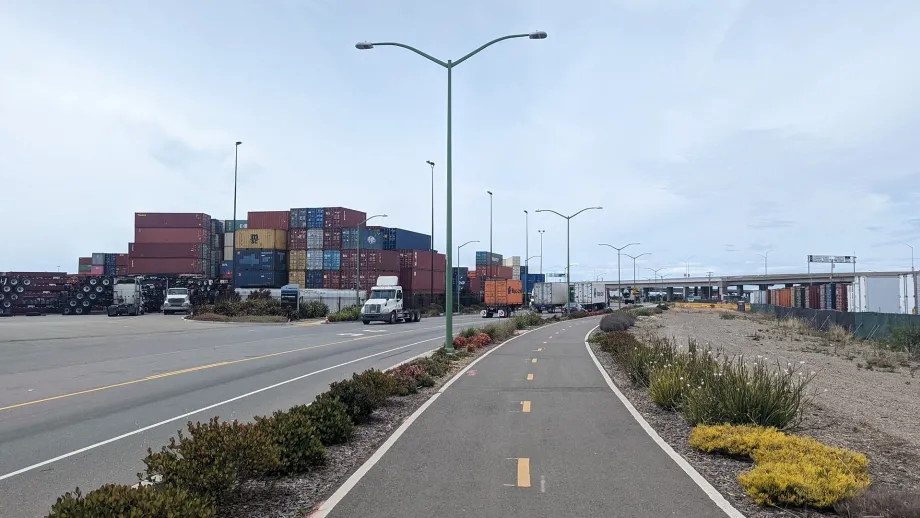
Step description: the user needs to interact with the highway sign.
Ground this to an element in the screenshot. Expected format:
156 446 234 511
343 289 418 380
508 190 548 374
808 255 856 264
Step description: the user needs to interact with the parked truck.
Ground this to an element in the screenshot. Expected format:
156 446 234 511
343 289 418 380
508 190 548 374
360 275 421 324
482 279 524 318
573 282 607 311
530 282 569 313
107 277 146 316
162 287 191 315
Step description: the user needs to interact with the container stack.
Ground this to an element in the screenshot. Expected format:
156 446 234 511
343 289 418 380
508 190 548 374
340 250 400 292
128 213 212 276
78 257 92 275
208 219 224 279
288 207 330 289
396 250 447 295
476 264 513 280
476 251 503 271
234 210 290 288
115 254 128 276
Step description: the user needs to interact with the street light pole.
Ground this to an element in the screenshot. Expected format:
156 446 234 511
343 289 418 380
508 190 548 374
685 255 695 278
524 209 528 294
487 191 493 279
457 239 479 312
356 31 547 353
757 250 770 276
646 267 663 303
538 230 545 275
903 243 915 314
231 141 242 290
356 214 387 305
599 243 639 309
536 207 604 309
426 160 435 304
624 252 650 302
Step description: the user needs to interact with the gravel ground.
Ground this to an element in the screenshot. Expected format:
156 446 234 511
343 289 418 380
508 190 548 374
588 308 920 517
216 346 483 518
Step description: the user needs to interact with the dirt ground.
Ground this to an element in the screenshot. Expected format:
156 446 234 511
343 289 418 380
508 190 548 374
635 308 920 494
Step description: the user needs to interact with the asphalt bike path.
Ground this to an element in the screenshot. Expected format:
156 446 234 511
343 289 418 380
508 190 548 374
319 317 740 518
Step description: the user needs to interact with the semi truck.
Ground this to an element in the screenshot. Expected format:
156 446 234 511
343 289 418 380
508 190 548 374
162 287 191 315
530 282 569 312
481 279 524 318
360 275 421 324
107 277 146 316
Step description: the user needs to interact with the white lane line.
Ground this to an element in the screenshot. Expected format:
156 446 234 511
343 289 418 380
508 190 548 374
582 326 745 518
311 318 572 517
0 337 443 482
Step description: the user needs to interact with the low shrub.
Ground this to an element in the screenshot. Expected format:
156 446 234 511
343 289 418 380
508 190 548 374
599 311 636 332
566 310 589 319
589 330 640 355
390 363 427 380
354 368 399 397
453 335 469 348
835 485 920 517
327 305 361 322
460 327 479 339
886 325 920 357
141 417 280 502
304 395 355 445
480 321 516 342
514 312 543 327
629 307 663 317
719 311 738 320
690 424 870 509
656 303 670 310
299 300 329 319
648 364 688 410
322 375 387 424
48 484 215 518
424 304 444 317
391 373 419 395
409 357 451 378
470 332 492 348
255 406 326 475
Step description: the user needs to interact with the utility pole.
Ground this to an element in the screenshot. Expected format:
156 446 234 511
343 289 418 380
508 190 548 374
536 207 604 310
757 250 770 276
647 267 664 303
707 271 713 301
231 141 242 290
486 191 493 279
426 161 435 305
524 210 529 296
538 230 545 275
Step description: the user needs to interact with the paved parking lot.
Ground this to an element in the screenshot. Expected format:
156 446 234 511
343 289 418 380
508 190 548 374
0 313 225 342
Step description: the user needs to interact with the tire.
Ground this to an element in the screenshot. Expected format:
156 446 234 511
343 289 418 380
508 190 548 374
362 320 370 325
389 312 396 324
413 311 420 322
163 310 168 315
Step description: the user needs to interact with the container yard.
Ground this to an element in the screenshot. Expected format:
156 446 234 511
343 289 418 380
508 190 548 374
748 273 919 315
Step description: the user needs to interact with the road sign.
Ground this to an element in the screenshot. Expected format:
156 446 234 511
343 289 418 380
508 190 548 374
808 255 856 264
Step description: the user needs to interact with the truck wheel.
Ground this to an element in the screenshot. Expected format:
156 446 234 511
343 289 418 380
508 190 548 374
163 310 168 315
413 311 420 322
362 320 370 325
389 311 397 324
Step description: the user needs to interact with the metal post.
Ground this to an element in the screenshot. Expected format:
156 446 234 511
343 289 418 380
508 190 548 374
487 191 493 279
538 230 545 275
231 141 242 289
427 160 435 305
456 240 479 313
524 210 529 298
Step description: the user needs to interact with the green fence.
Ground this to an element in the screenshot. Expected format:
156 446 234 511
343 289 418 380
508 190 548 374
751 304 920 339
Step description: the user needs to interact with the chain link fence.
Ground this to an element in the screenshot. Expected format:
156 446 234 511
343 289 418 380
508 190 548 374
751 304 920 340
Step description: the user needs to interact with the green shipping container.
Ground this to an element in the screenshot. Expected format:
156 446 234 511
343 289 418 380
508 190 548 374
78 264 92 273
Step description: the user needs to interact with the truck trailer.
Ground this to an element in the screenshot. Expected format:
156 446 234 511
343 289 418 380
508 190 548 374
360 275 421 324
572 282 607 311
531 282 568 312
481 279 523 318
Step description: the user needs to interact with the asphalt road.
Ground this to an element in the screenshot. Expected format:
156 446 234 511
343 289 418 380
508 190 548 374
0 313 487 518
323 317 734 518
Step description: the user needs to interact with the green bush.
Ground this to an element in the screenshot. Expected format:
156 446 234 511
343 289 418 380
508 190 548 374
418 374 436 387
255 406 326 475
327 305 362 322
47 484 215 518
304 395 356 445
322 375 388 424
141 417 280 502
629 307 663 317
409 357 451 378
886 325 920 357
460 327 479 339
566 310 589 319
354 368 400 397
480 321 516 342
512 312 543 328
391 373 420 396
589 330 641 355
599 311 636 332
299 300 329 319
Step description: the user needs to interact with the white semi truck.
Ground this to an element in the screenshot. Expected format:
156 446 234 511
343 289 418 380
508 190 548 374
360 275 421 324
107 277 146 316
162 287 191 315
531 282 569 313
573 282 608 311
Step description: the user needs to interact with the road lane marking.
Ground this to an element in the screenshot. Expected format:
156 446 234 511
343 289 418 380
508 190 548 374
521 401 531 413
0 324 462 413
526 373 534 381
533 348 543 352
531 358 537 363
311 318 572 517
0 336 444 483
517 458 531 487
583 326 745 518
541 475 546 493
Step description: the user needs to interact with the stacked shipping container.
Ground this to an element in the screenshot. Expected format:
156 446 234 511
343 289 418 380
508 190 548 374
236 213 290 288
128 213 212 276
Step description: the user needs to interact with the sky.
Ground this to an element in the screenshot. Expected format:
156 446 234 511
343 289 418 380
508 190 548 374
2 0 920 283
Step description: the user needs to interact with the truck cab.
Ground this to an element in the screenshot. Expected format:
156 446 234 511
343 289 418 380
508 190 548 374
360 275 421 324
162 287 191 315
107 277 146 316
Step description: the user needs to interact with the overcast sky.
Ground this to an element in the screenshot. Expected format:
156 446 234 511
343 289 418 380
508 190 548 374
2 0 919 282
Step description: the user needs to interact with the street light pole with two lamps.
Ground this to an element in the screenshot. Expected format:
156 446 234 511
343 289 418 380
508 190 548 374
356 31 548 353
457 240 480 311
599 243 639 309
536 207 603 308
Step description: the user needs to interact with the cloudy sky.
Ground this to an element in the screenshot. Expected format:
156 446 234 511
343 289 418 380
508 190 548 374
2 0 919 282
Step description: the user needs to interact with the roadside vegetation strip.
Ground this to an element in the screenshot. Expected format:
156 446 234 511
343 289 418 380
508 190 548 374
44 312 550 518
189 290 330 323
587 316 920 517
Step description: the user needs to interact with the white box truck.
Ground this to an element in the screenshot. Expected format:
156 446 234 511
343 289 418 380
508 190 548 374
531 282 568 313
573 282 607 311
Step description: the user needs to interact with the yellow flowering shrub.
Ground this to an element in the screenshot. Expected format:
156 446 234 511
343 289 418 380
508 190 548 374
689 424 870 509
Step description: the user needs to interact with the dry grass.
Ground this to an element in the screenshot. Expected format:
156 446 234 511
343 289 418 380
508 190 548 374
191 313 289 323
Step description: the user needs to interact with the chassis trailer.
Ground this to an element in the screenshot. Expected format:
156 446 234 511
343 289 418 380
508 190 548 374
481 278 524 318
360 275 421 324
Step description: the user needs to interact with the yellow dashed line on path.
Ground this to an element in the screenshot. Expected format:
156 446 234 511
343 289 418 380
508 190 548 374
531 358 537 364
526 374 534 381
522 401 531 413
517 458 531 487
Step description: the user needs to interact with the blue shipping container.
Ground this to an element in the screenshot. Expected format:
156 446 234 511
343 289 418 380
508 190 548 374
383 228 431 251
290 208 309 229
235 269 288 288
104 265 116 276
234 249 288 271
306 250 324 270
220 260 233 278
360 229 383 250
306 270 323 289
475 251 503 266
104 253 117 266
323 250 341 270
223 220 248 232
341 228 357 249
453 267 470 292
307 208 324 229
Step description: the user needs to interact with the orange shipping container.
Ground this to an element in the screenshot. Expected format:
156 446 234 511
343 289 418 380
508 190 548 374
484 279 523 306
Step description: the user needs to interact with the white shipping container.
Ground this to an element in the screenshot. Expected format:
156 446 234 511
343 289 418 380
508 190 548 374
899 273 918 315
224 232 235 247
307 229 324 249
503 256 521 267
223 246 234 261
852 275 901 313
532 282 568 306
749 290 767 304
512 265 522 280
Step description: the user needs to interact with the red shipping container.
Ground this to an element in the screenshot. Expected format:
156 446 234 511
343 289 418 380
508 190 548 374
323 229 342 249
475 265 513 279
288 229 308 250
134 227 209 244
323 207 367 230
115 253 129 266
134 212 210 228
399 268 448 293
397 250 446 271
129 242 205 258
90 265 104 275
115 266 127 276
342 271 399 291
340 250 400 272
322 270 342 289
127 258 205 275
78 257 92 265
248 211 290 230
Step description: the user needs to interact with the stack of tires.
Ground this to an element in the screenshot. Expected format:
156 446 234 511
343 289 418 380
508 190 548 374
0 275 24 316
62 276 113 315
